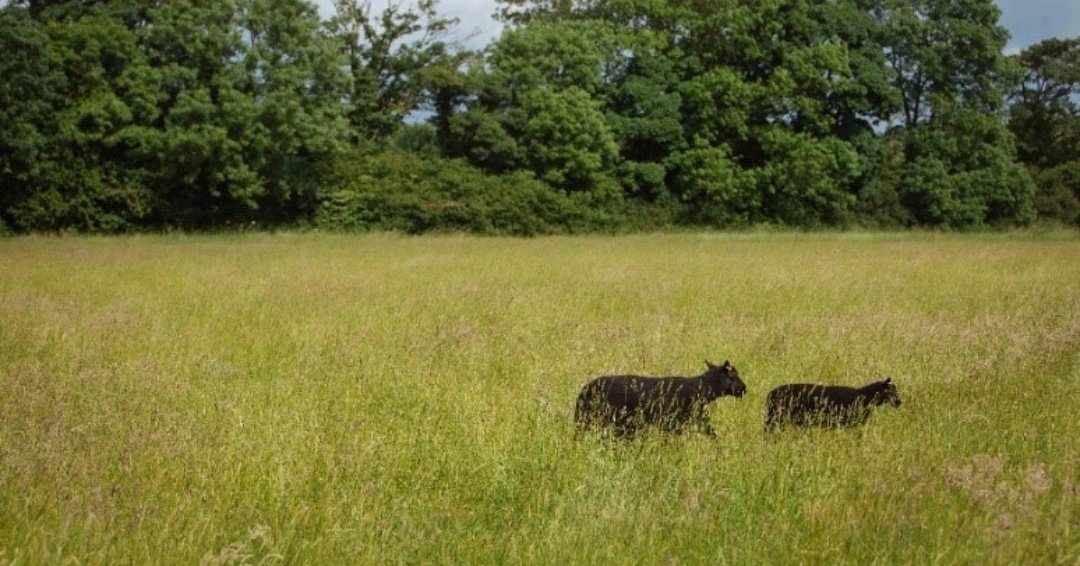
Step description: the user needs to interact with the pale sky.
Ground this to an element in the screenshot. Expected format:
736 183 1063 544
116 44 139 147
315 0 503 49
314 0 1078 53
997 0 1079 53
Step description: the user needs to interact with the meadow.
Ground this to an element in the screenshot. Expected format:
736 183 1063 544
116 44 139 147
0 232 1076 564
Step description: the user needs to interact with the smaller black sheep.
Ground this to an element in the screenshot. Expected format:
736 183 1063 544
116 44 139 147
764 378 901 432
575 360 747 438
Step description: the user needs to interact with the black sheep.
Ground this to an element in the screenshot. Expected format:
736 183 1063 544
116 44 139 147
575 360 747 438
764 377 901 432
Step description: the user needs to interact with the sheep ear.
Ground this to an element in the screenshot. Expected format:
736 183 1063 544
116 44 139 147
885 377 891 384
723 360 731 369
705 360 716 369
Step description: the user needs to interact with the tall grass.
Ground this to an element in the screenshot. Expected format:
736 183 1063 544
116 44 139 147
0 232 1076 564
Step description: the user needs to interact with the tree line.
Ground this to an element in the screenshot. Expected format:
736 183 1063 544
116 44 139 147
0 0 1076 234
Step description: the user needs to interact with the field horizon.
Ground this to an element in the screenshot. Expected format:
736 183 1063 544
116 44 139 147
1 231 1076 563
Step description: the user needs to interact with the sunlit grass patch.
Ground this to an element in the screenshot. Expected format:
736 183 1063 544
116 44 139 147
0 232 1076 563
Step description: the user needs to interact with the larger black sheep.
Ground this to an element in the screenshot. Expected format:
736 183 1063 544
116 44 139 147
575 360 747 438
764 377 901 432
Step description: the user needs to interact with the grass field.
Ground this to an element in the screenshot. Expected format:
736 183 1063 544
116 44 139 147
0 232 1077 564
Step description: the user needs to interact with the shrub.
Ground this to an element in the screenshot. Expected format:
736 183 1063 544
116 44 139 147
315 151 607 235
897 110 1036 228
1032 161 1080 226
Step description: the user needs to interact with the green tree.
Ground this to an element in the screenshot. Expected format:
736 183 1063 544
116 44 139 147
899 108 1035 227
1 0 458 231
327 0 457 141
0 6 155 231
135 0 265 227
132 0 351 228
315 150 604 235
757 129 861 226
448 109 526 173
667 142 757 225
666 0 884 224
0 6 54 230
485 18 618 96
605 51 684 199
859 0 1036 226
519 86 619 191
417 50 484 156
494 0 578 25
1007 37 1079 224
872 0 1011 127
448 20 620 194
236 0 352 223
13 0 161 27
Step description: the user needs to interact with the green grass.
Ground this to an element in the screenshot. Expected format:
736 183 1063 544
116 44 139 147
0 232 1077 564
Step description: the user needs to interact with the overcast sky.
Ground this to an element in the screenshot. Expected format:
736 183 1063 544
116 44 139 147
997 0 1079 52
314 0 1078 53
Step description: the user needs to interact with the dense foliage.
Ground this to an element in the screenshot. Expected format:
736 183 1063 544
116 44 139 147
0 0 1074 232
1007 37 1080 225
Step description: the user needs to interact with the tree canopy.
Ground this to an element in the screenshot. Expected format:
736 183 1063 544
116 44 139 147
1007 37 1079 224
0 0 1072 233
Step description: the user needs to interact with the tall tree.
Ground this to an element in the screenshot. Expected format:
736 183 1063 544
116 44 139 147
327 0 457 141
135 0 265 227
0 6 157 231
518 85 619 191
1007 37 1079 223
604 49 685 200
235 0 352 223
861 0 1035 226
494 0 580 25
871 0 1011 127
448 20 621 193
898 107 1035 226
136 0 352 228
0 6 53 231
661 0 874 222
